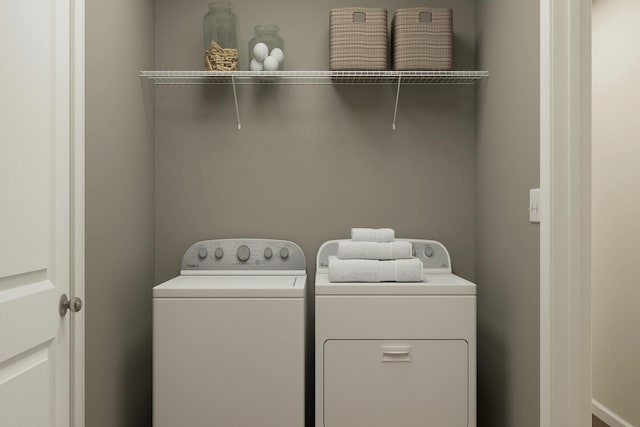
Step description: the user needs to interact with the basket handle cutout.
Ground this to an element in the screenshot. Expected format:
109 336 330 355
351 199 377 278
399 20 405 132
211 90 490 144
353 12 366 23
419 12 433 23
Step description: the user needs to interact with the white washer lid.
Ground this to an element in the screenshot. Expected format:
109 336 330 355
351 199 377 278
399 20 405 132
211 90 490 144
153 274 307 298
315 273 476 296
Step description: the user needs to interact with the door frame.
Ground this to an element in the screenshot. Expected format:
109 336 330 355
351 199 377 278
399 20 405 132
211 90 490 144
70 0 85 425
66 0 594 425
540 0 592 426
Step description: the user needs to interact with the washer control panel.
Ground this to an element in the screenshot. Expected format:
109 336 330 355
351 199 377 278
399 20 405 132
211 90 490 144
182 239 306 271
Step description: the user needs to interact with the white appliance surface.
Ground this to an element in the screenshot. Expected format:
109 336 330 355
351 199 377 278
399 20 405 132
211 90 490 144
153 239 306 427
315 239 477 427
153 274 306 298
324 339 469 426
315 272 476 295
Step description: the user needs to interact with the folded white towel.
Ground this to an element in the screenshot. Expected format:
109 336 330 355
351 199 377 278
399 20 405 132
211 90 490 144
328 256 423 283
351 228 395 243
338 241 413 260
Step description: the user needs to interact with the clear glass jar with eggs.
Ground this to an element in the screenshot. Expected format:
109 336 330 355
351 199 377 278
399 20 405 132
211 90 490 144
249 25 285 72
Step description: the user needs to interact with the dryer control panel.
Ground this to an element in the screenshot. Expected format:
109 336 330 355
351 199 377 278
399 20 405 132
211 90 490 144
316 239 452 273
181 239 306 271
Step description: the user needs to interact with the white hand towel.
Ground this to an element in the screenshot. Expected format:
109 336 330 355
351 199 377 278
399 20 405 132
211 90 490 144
350 228 395 242
328 256 423 283
338 241 413 260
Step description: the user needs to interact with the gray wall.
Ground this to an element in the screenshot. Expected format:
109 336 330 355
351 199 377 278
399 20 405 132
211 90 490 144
155 1 477 424
153 0 477 282
86 0 155 426
475 1 540 426
592 0 640 424
84 0 544 425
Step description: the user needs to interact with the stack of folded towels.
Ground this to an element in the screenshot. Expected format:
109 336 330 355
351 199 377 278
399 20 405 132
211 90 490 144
328 228 424 283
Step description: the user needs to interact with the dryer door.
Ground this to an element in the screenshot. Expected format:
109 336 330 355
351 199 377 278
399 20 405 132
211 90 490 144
323 339 469 427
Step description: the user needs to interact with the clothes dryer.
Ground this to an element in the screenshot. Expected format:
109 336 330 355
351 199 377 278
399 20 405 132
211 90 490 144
315 239 476 427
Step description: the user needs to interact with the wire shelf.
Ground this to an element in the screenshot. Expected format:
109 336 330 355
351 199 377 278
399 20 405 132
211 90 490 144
139 70 489 85
141 70 489 129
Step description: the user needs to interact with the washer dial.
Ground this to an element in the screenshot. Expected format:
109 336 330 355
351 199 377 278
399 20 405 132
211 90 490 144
237 245 250 262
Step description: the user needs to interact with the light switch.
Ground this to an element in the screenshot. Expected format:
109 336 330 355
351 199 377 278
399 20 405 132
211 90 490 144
529 188 540 223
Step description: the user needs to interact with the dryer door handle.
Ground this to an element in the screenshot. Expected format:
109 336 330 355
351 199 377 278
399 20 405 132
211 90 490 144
381 345 412 362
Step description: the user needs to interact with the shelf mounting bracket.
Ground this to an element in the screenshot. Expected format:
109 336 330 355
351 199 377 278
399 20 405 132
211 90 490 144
231 76 241 130
392 75 402 130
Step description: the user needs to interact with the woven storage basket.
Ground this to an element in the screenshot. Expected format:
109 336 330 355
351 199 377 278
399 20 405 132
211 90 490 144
329 8 389 71
392 8 453 71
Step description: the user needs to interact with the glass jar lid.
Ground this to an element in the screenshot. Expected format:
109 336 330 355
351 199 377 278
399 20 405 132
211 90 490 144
254 24 280 34
209 1 233 11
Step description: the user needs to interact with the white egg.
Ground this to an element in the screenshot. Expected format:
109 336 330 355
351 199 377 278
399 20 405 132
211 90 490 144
249 58 264 71
253 42 269 61
263 55 279 71
270 48 284 63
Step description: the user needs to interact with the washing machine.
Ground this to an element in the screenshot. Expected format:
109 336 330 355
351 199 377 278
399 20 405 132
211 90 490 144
153 239 306 427
315 239 476 427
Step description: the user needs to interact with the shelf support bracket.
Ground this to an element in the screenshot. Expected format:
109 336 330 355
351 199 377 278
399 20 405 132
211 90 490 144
392 75 402 130
231 76 241 130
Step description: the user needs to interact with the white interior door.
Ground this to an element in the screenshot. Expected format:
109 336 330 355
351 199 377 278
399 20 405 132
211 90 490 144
0 1 73 426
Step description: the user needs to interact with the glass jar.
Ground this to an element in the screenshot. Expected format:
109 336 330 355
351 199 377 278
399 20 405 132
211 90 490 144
203 2 237 51
248 25 285 71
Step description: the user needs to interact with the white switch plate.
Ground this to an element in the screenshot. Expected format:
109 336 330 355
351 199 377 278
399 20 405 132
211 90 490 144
529 188 540 223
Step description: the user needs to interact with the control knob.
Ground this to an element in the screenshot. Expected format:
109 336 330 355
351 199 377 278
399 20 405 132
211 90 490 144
264 247 273 259
198 247 208 260
214 247 224 259
237 245 250 262
280 247 289 259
